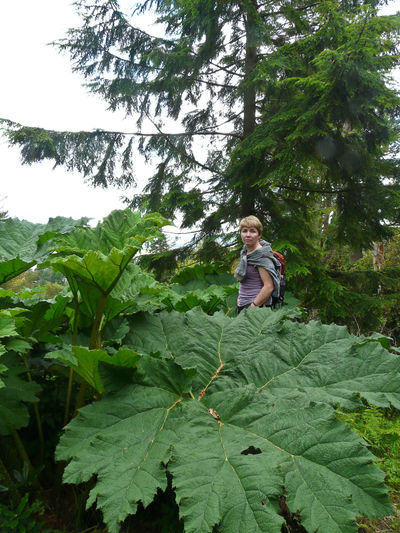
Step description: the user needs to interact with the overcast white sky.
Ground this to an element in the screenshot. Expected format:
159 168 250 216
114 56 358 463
0 0 155 224
1 1 399 226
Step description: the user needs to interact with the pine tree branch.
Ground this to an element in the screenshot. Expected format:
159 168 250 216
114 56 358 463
163 229 201 234
186 112 243 133
97 49 162 71
144 112 225 176
91 48 239 90
109 3 178 45
193 78 237 90
111 0 247 82
207 60 245 78
86 47 238 91
0 119 239 138
259 1 321 17
274 183 362 194
74 3 246 89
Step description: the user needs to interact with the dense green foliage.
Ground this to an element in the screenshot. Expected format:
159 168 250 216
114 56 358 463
297 228 400 341
1 1 400 530
1 0 399 267
0 494 58 533
1 1 400 355
1 1 400 356
339 407 400 491
0 211 399 532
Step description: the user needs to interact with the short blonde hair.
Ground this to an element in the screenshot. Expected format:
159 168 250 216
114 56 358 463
239 216 263 235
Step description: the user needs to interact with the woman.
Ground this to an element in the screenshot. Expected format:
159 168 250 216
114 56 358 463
234 216 280 313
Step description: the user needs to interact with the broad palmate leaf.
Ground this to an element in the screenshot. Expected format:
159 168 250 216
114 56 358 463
0 308 34 388
46 210 168 321
0 353 41 435
46 346 141 394
57 308 399 533
0 216 88 283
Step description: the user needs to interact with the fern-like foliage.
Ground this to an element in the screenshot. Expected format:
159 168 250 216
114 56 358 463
339 406 400 491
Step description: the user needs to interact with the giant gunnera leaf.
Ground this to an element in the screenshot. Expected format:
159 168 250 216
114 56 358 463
45 210 169 323
57 308 400 533
0 353 41 435
0 216 88 283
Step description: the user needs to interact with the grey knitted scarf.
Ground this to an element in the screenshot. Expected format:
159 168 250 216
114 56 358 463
234 239 280 293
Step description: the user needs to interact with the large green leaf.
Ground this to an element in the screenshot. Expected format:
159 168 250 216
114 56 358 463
169 263 239 313
46 211 169 324
123 311 186 358
105 263 168 318
0 353 41 435
0 309 34 387
170 263 236 294
50 210 167 258
0 313 18 339
108 263 237 316
126 308 400 409
57 308 399 533
22 294 71 343
46 346 141 394
57 356 192 528
163 285 238 314
0 216 88 283
173 391 389 533
212 315 400 410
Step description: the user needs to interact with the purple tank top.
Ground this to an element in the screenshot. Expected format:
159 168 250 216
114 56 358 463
238 264 271 307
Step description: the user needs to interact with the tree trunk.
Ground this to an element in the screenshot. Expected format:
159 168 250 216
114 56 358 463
349 249 363 263
372 242 385 271
240 0 258 216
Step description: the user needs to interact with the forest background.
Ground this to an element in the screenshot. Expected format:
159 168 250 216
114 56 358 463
1 0 400 532
2 0 400 335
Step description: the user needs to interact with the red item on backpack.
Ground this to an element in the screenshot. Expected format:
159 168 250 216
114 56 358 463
272 251 285 276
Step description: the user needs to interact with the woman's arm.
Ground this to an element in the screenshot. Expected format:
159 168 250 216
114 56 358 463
251 267 274 307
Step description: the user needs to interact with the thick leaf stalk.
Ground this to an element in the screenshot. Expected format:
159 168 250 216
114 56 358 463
0 455 21 506
63 298 81 427
44 210 169 408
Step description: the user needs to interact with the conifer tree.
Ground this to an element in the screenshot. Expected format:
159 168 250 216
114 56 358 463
1 0 399 262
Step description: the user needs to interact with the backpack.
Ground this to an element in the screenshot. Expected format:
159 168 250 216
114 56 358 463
271 251 286 308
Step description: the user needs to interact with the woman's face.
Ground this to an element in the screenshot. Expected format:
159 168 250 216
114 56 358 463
240 226 260 248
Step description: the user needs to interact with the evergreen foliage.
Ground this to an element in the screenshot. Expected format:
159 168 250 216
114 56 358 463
299 226 400 341
1 0 399 260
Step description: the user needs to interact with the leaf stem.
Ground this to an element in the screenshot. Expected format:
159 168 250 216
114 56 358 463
20 355 45 464
64 298 80 426
11 429 41 489
64 368 74 426
89 294 107 350
0 455 20 506
74 380 89 415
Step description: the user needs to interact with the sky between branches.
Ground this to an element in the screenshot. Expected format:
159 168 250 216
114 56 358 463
0 0 146 224
0 0 399 226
